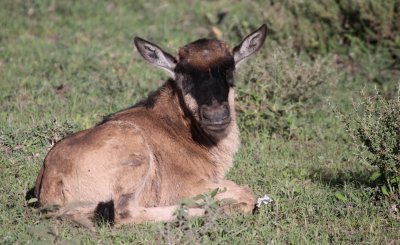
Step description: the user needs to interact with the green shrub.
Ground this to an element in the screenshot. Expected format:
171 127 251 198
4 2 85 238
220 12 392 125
237 48 335 139
343 89 400 197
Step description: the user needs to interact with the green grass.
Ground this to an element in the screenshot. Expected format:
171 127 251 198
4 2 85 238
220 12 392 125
1 0 399 244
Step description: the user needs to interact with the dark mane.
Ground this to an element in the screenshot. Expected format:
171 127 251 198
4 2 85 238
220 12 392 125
99 80 176 125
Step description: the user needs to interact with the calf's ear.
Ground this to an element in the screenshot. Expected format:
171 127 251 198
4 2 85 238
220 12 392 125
134 37 177 79
233 24 267 68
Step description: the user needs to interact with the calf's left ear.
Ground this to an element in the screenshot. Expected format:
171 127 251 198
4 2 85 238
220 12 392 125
134 37 177 79
233 24 267 68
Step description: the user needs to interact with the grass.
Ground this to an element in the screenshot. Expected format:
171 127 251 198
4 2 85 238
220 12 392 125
0 0 399 244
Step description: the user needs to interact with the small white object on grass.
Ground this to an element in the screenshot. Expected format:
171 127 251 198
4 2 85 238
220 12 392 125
256 194 273 208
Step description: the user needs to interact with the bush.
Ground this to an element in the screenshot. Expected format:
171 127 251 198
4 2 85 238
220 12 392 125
236 47 335 139
221 0 400 53
342 89 400 197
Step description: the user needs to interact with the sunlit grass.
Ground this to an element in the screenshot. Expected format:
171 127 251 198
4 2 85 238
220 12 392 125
0 0 399 244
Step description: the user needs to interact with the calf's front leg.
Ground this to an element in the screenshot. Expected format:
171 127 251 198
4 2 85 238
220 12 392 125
211 180 256 214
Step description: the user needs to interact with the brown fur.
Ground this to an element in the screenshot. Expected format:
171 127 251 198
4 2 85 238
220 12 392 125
34 26 268 227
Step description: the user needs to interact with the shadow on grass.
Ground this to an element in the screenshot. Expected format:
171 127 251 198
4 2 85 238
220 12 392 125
309 167 373 189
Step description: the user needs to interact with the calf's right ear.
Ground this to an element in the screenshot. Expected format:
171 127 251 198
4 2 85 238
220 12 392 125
134 37 177 79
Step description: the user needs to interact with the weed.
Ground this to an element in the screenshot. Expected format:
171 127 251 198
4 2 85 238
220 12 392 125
159 189 222 244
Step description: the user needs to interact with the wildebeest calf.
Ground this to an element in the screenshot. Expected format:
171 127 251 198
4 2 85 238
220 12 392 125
34 24 267 227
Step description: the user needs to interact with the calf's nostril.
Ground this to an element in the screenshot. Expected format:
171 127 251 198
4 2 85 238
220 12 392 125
220 107 229 120
202 110 212 121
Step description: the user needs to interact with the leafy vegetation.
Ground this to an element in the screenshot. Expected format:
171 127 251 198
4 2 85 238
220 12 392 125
0 0 399 244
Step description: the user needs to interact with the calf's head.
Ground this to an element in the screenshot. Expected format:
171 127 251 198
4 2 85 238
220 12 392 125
134 25 267 136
